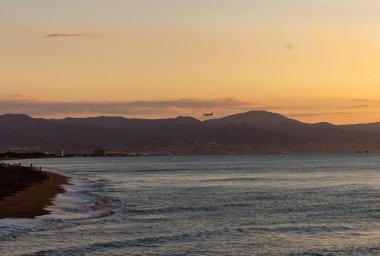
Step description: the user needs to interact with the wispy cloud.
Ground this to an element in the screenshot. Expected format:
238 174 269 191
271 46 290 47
287 112 353 118
44 33 99 38
4 94 33 100
351 99 378 103
343 104 371 109
123 98 252 109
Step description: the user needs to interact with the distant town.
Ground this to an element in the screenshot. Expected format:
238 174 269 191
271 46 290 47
0 149 174 160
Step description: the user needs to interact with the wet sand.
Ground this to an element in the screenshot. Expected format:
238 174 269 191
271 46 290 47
0 166 69 218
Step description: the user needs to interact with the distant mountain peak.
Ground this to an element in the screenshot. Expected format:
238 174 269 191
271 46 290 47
174 116 200 121
204 110 301 129
313 122 334 127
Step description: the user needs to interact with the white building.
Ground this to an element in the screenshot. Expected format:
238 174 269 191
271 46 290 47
55 149 64 157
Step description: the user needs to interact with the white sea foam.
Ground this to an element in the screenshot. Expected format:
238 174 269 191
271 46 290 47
0 172 113 239
39 175 113 220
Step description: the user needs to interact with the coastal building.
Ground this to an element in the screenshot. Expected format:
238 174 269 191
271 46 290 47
55 149 64 157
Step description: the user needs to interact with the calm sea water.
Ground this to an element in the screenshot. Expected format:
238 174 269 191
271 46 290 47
1 154 380 255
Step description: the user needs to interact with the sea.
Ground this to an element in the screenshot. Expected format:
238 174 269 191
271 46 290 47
1 154 380 255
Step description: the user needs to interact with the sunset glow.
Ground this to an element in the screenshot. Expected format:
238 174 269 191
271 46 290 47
1 0 380 123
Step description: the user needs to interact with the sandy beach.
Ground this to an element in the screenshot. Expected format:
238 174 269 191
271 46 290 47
0 165 69 218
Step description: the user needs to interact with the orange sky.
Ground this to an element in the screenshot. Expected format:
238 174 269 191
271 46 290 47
1 1 380 124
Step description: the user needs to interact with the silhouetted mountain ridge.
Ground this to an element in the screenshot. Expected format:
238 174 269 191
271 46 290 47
2 111 380 154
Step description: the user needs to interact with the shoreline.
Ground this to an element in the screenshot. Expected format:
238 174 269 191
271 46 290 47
0 150 377 162
0 165 69 219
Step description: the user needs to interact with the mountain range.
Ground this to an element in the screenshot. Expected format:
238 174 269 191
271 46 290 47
1 111 380 154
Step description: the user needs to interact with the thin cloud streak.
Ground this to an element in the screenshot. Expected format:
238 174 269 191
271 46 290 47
287 112 353 118
343 104 371 109
44 33 99 38
351 99 378 103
